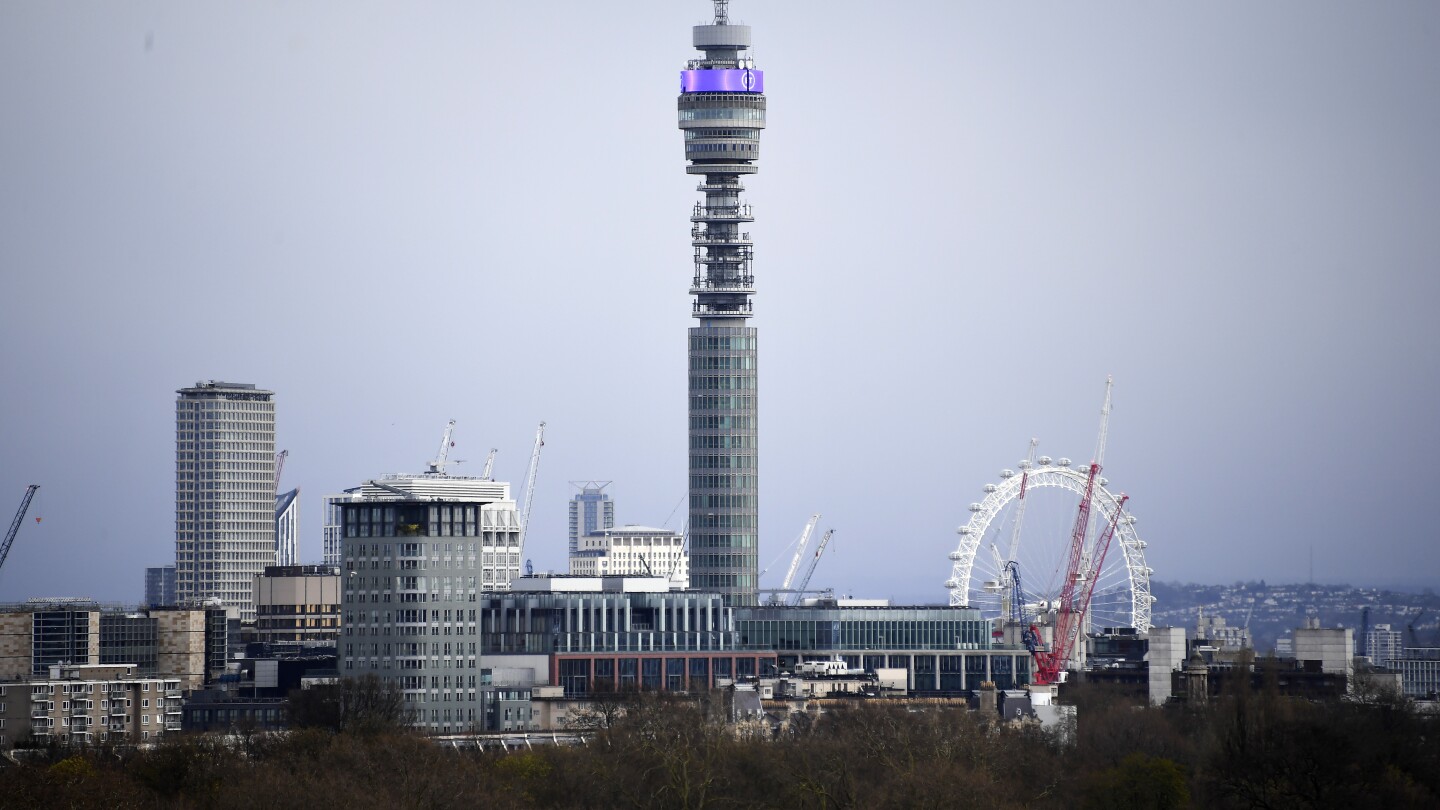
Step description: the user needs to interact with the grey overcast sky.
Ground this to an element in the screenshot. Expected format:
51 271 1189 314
2 1 1438 604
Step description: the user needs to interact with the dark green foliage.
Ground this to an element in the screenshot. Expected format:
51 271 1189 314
287 673 407 735
1 687 1437 809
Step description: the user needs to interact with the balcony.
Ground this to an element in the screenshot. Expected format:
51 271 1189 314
690 230 753 247
696 181 745 193
694 248 753 263
691 276 755 295
691 205 754 224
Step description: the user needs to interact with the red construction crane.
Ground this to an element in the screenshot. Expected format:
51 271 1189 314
1030 378 1128 685
1 485 40 574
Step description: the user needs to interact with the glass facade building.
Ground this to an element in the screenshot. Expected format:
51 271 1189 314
144 566 176 608
735 604 1035 691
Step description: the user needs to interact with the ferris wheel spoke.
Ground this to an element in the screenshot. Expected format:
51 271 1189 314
948 464 1152 633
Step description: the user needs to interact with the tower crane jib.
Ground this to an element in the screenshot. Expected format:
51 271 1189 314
780 514 820 592
1 485 40 573
428 420 458 474
791 529 835 606
518 421 546 559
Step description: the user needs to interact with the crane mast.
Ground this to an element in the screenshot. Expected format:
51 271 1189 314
780 514 820 593
517 421 546 560
1 485 40 573
1032 378 1117 685
995 439 1039 618
791 528 835 606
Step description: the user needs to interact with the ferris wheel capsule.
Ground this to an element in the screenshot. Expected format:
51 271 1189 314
968 503 982 512
944 579 959 589
1038 456 1052 466
948 550 963 560
957 526 972 535
984 484 997 493
1057 457 1072 467
1000 469 1015 478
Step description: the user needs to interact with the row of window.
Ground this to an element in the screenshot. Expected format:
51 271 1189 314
689 573 756 588
684 128 760 140
690 395 756 411
690 553 757 569
690 434 755 449
691 513 756 529
690 494 755 509
688 533 757 549
690 374 756 391
177 400 272 411
690 355 755 370
688 142 758 155
678 105 766 122
690 473 757 490
690 453 756 470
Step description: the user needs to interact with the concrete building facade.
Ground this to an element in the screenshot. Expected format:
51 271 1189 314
0 603 218 691
569 525 686 584
1365 623 1404 667
1147 627 1188 705
175 380 277 621
0 664 182 748
340 472 525 733
253 565 341 644
1293 622 1354 685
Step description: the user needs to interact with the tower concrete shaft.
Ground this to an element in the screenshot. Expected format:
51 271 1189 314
680 1 764 605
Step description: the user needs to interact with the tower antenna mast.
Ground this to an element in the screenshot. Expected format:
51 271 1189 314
713 0 728 25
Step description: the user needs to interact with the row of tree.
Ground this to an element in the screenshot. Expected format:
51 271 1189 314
2 678 1437 808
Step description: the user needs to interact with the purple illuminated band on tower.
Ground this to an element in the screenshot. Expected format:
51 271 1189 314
679 69 764 94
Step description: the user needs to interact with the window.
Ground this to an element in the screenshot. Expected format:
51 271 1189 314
142 699 150 708
142 716 149 725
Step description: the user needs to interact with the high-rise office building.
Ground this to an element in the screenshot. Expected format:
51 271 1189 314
680 0 764 604
567 481 615 555
174 381 277 621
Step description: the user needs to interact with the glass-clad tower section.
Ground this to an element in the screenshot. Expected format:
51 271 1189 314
680 0 764 605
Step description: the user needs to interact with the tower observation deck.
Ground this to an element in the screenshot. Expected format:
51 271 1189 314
680 0 764 605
